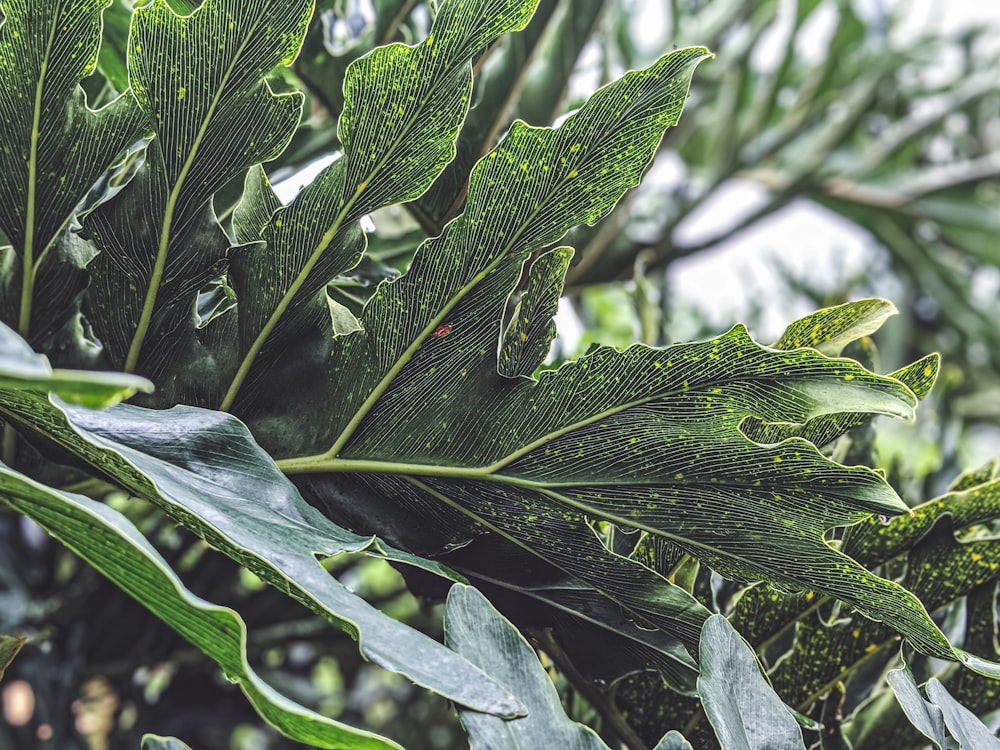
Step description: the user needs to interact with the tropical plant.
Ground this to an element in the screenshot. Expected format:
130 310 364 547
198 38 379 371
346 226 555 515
1 1 999 749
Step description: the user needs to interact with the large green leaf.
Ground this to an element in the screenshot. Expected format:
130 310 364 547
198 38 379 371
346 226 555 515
0 388 523 719
83 0 311 380
0 0 144 342
444 583 610 749
259 44 988 676
220 0 540 411
0 463 400 749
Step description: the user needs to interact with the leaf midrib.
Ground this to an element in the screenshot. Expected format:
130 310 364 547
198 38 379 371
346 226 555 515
17 8 60 340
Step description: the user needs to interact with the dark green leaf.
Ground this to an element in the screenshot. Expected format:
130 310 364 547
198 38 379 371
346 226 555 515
221 0 541 411
0 0 144 342
444 583 608 749
84 0 311 379
698 614 806 750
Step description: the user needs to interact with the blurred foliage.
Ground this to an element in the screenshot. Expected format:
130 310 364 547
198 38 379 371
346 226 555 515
2 0 999 748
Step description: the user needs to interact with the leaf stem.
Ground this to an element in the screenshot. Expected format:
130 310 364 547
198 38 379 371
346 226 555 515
219 189 361 412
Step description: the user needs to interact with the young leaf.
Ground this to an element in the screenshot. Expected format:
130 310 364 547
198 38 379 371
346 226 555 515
698 615 806 750
772 298 898 356
221 0 541 411
0 0 144 341
445 583 609 750
0 465 400 749
83 0 312 377
0 388 523 719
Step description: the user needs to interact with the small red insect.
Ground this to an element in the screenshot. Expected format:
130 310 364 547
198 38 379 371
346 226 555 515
432 324 452 337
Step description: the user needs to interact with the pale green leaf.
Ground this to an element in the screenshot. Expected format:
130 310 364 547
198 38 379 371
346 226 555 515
652 731 694 750
0 463 399 749
140 737 192 750
445 583 608 750
698 615 806 750
0 320 152 406
0 388 523 718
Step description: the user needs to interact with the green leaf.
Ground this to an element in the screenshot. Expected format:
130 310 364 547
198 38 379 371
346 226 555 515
499 246 573 377
926 676 1000 749
444 583 608 749
732 467 1000 712
888 665 1000 750
0 320 153 406
0 0 144 341
264 49 979 673
0 389 523 718
652 731 694 750
140 737 192 750
0 463 400 749
0 634 26 680
698 615 806 750
221 0 541 411
83 0 311 377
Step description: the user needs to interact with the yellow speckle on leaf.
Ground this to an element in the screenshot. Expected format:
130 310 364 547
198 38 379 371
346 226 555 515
568 169 578 178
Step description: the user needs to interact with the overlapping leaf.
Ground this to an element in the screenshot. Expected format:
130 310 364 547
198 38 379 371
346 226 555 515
0 465 400 749
220 0 540 411
0 387 523 719
698 615 806 750
83 0 311 380
731 466 1000 710
265 47 988 674
0 0 144 343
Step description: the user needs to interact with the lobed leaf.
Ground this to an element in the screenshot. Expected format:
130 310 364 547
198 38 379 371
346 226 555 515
221 0 541 411
83 0 311 377
266 44 973 674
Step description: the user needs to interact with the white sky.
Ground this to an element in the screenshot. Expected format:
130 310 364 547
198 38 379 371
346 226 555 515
661 0 1000 341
